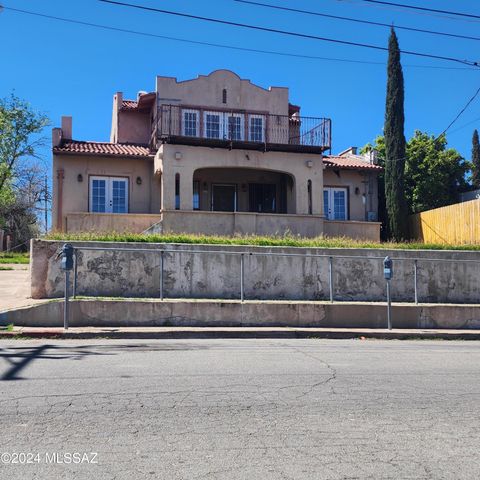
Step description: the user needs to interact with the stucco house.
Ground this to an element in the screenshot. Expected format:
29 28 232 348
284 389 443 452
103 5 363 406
52 70 381 239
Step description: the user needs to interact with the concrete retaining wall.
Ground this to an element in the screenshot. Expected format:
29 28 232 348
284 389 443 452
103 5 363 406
3 299 480 330
31 239 480 303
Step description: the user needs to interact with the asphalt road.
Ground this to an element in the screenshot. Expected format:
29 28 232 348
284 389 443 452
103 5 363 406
0 339 479 480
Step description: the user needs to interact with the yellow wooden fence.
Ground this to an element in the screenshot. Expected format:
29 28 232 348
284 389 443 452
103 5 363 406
409 198 480 244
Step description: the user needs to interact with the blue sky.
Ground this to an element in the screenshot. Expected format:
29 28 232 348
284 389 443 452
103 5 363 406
2 0 480 164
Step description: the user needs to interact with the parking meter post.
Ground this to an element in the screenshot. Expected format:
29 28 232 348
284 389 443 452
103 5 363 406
73 249 78 299
383 256 393 330
386 279 392 330
328 256 334 303
60 243 74 331
64 270 70 330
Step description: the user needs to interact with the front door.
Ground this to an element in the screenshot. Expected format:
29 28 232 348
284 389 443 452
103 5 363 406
323 187 348 220
211 184 237 212
90 176 129 213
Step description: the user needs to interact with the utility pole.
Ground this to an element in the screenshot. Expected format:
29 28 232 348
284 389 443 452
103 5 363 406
44 175 48 234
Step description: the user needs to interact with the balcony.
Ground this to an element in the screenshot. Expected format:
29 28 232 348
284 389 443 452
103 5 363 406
153 104 331 154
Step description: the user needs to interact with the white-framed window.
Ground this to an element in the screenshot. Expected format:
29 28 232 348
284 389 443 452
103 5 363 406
323 187 348 220
204 111 221 139
182 109 199 137
90 176 128 214
249 114 265 142
226 113 244 141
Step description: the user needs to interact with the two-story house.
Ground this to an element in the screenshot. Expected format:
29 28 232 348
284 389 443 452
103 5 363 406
52 70 381 239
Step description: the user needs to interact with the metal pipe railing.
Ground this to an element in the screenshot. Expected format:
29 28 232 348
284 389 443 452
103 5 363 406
60 243 480 330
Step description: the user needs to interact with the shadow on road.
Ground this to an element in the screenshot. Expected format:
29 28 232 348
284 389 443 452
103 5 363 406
0 342 210 381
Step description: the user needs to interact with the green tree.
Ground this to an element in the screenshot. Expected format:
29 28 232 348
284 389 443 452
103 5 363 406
0 94 49 194
384 28 408 240
405 131 469 212
0 94 49 247
471 129 480 188
362 131 469 216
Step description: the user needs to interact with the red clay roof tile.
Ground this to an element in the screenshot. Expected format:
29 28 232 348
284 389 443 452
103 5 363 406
121 100 138 110
53 140 152 158
324 155 383 171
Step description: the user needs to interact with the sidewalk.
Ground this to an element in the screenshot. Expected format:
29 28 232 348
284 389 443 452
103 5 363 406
0 265 47 312
1 326 480 340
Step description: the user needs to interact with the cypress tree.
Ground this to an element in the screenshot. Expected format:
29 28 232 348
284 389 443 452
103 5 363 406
384 28 408 240
472 129 480 188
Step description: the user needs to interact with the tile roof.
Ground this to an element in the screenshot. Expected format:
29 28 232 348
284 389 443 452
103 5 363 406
121 100 138 110
53 140 153 158
324 155 383 171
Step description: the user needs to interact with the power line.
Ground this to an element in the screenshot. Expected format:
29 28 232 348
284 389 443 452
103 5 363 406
437 85 480 139
235 0 480 42
5 6 476 71
449 116 480 136
354 0 480 21
98 0 480 67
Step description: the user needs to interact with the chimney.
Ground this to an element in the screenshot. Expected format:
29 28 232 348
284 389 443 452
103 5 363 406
111 92 123 143
52 127 62 147
115 92 123 111
338 146 358 157
61 116 72 140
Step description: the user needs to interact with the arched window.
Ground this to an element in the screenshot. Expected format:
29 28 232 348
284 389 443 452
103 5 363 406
175 173 180 210
307 180 312 215
222 89 227 104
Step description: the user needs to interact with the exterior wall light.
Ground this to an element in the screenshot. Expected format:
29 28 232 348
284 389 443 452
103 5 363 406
175 152 182 160
77 174 83 182
306 160 313 168
136 176 142 185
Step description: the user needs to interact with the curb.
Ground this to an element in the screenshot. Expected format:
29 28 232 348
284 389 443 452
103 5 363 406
2 328 480 340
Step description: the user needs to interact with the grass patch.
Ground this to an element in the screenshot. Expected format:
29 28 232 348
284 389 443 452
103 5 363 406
44 231 480 251
0 266 14 271
0 252 30 264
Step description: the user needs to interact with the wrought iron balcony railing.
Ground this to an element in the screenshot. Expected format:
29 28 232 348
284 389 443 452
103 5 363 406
155 104 331 151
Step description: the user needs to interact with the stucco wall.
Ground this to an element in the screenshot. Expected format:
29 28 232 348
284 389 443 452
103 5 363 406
65 213 162 233
323 220 381 241
52 154 155 230
156 70 289 116
156 210 324 237
31 240 480 304
117 110 151 144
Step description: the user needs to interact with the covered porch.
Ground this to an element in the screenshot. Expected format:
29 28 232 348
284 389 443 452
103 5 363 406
191 167 296 215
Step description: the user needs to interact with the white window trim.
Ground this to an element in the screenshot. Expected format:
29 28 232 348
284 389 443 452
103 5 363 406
248 114 265 142
323 187 348 221
182 108 200 137
90 176 129 214
203 111 222 139
225 112 245 141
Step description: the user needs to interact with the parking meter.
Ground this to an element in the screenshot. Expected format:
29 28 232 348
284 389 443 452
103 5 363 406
61 243 74 271
383 256 393 330
383 256 393 280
